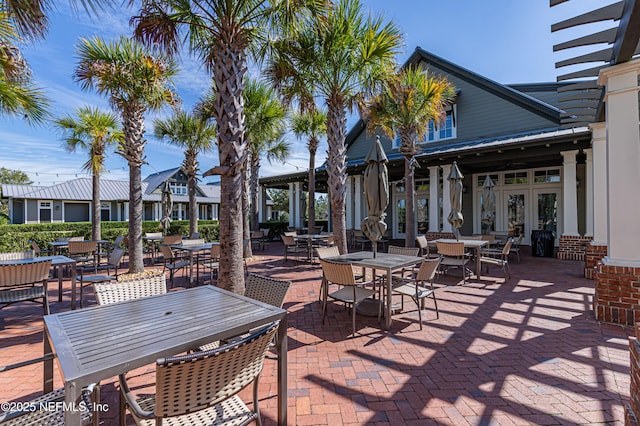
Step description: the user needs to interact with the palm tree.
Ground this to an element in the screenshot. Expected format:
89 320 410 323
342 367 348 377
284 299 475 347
54 106 124 241
196 79 289 258
132 0 320 293
360 66 454 247
153 111 216 237
291 109 326 232
0 0 117 123
0 10 49 123
266 0 402 254
75 36 178 273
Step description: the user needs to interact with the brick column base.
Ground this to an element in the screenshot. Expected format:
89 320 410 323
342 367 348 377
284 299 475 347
626 326 640 425
425 232 455 240
594 263 640 325
585 243 607 279
557 235 591 261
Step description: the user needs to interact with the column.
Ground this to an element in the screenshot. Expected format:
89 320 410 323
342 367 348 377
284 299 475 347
584 148 593 237
258 187 264 223
598 60 640 264
441 164 451 233
561 150 579 236
294 182 302 228
345 176 354 229
354 175 362 229
288 183 295 227
178 204 183 221
428 166 440 232
593 59 640 325
123 202 129 221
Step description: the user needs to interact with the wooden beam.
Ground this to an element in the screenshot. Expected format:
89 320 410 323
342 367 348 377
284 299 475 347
555 48 613 67
554 28 618 51
611 0 640 63
552 1 624 32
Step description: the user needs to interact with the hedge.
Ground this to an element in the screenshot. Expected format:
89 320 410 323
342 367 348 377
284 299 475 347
0 221 219 253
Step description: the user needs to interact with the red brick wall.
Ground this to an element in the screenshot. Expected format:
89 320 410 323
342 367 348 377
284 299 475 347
425 232 455 241
585 243 608 279
595 263 640 325
557 235 591 261
626 326 640 425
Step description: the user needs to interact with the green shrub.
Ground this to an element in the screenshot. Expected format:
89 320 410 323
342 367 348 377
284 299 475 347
0 220 219 252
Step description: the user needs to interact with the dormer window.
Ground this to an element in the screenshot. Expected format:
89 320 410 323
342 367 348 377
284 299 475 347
170 182 187 195
425 104 456 142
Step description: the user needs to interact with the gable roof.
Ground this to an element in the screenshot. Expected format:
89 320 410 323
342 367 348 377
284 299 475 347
409 47 562 121
2 176 220 204
143 167 180 195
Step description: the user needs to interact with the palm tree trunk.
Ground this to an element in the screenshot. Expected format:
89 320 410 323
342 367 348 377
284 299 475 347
92 171 101 241
308 145 317 232
250 152 260 232
120 105 146 273
326 99 348 254
405 156 416 247
188 173 197 236
243 153 252 259
212 42 248 294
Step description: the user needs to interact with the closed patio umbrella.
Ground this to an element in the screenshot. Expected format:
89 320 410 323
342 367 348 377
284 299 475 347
161 181 173 235
447 162 464 240
361 136 389 258
481 175 496 232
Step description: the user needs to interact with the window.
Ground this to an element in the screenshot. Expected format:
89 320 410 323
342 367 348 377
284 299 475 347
170 182 187 195
39 201 52 223
425 105 456 142
504 172 528 185
534 169 561 183
477 174 499 187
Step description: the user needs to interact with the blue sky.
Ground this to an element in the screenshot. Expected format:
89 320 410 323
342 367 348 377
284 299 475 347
0 0 609 186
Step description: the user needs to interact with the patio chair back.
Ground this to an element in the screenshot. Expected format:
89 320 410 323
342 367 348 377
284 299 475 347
94 272 167 305
68 240 97 256
316 246 340 260
436 241 465 257
283 231 297 237
0 259 51 288
189 232 200 240
145 232 162 238
245 274 291 308
163 235 183 245
0 250 35 261
106 248 125 269
415 257 441 282
29 240 49 256
181 238 206 246
210 244 221 260
147 321 279 418
388 245 420 257
320 259 357 286
112 235 125 249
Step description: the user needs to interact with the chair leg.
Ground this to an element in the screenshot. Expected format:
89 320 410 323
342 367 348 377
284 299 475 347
351 287 357 337
415 296 423 330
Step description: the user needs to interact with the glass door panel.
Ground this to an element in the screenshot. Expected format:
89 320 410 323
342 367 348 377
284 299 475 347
534 189 561 246
396 198 406 238
416 196 428 235
504 191 527 244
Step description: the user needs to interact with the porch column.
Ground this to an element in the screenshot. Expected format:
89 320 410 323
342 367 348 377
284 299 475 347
178 204 183 221
598 60 640 264
345 176 354 229
584 148 593 237
258 187 264 223
441 164 451 232
594 59 640 324
354 175 363 229
123 202 129 221
428 166 440 233
288 183 295 227
294 182 302 228
561 150 579 236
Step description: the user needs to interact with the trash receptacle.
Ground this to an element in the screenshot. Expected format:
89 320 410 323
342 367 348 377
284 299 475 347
531 230 554 257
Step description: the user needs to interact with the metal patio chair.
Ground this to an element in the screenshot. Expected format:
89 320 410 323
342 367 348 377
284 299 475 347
0 259 52 315
391 257 441 330
94 271 167 305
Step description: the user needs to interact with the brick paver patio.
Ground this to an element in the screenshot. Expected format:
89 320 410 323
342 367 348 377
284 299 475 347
0 242 633 425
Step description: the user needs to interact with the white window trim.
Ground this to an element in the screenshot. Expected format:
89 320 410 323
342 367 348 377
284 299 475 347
38 200 53 224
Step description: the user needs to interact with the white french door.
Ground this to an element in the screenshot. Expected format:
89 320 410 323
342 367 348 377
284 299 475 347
503 190 529 245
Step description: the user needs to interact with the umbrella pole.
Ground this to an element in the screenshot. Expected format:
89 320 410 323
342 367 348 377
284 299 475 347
372 239 377 258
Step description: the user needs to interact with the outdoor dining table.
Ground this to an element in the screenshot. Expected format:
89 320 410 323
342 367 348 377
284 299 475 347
0 255 78 309
434 238 488 279
170 242 218 284
43 285 288 425
325 251 424 330
294 234 329 262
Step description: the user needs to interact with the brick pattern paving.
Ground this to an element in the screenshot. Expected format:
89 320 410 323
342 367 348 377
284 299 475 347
0 242 633 425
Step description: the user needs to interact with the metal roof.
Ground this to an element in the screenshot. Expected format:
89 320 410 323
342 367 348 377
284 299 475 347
1 177 220 203
143 167 180 194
